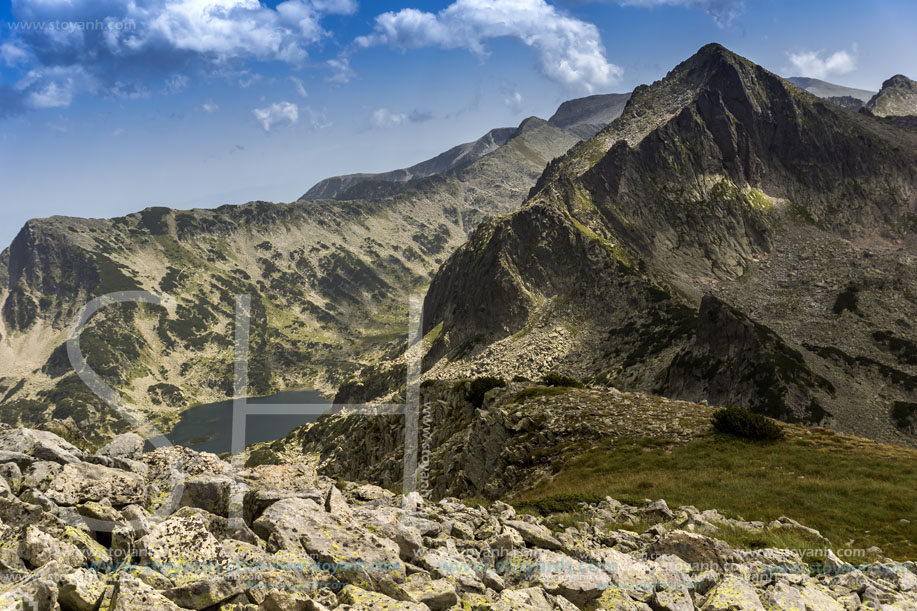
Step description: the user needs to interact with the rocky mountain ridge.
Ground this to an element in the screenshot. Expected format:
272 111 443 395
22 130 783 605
402 44 917 445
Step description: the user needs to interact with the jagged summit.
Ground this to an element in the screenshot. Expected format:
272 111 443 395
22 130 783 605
866 73 917 117
417 43 917 445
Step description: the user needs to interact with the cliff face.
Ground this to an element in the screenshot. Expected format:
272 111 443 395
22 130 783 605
418 44 917 444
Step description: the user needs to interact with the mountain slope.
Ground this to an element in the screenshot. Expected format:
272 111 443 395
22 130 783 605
865 74 917 117
302 93 631 201
0 114 587 442
417 44 917 445
786 76 876 102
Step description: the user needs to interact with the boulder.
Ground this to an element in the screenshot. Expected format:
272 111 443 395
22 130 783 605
21 461 61 492
520 549 610 606
163 574 248 609
96 433 145 462
58 568 108 611
338 584 428 610
701 576 766 611
0 560 64 611
0 429 83 465
46 461 146 507
179 474 235 517
0 462 22 495
324 485 351 518
402 575 459 611
648 530 727 567
137 514 220 578
765 583 806 611
105 574 183 611
502 520 563 550
800 585 845 611
18 525 84 569
252 497 404 589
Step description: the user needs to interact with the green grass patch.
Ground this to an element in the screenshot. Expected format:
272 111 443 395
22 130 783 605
513 435 917 559
713 407 785 441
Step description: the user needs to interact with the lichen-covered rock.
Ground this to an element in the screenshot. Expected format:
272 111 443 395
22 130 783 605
58 568 108 611
0 429 83 465
702 576 766 611
765 582 807 611
104 574 183 611
179 474 235 517
402 575 459 611
137 514 220 579
337 584 428 610
253 497 404 589
163 574 247 609
96 433 144 463
648 530 728 566
46 461 146 507
502 520 563 551
18 525 84 569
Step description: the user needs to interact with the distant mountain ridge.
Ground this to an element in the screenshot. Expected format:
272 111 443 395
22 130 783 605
786 76 876 102
0 97 619 442
301 92 631 201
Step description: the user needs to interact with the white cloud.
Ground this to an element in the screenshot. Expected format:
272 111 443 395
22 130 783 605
327 57 355 83
504 88 524 112
4 0 357 111
290 76 308 97
369 107 432 129
615 0 745 27
165 74 189 93
352 0 621 93
253 101 299 132
14 65 92 110
1 42 29 66
787 48 857 80
202 100 219 112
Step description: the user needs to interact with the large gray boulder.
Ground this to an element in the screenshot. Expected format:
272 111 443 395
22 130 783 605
58 568 108 611
253 497 404 588
96 433 144 462
0 429 83 465
46 461 146 507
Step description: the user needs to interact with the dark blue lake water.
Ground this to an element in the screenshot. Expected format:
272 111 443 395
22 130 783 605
165 389 331 454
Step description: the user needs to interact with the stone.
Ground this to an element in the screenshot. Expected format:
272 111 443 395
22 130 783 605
652 587 696 611
18 525 84 569
96 433 145 462
502 520 562 550
137 514 221 577
701 576 766 611
21 461 61 492
163 574 248 609
105 574 183 611
353 484 394 501
484 569 506 592
0 560 64 611
402 575 459 611
253 497 404 589
324 484 352 518
338 584 428 610
180 474 235 517
649 530 727 567
0 450 35 471
765 583 807 611
521 549 610 606
0 429 83 465
800 585 846 611
46 461 146 507
58 568 108 611
0 462 22 495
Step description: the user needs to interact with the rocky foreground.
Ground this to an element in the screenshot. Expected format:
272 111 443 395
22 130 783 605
1 424 916 611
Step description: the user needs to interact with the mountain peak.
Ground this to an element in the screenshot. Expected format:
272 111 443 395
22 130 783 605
866 73 917 117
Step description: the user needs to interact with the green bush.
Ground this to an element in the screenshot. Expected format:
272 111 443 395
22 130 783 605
713 407 784 441
514 493 605 515
455 376 506 408
512 375 530 383
541 372 584 388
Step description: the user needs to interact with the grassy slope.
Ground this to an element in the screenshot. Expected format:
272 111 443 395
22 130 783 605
511 397 917 560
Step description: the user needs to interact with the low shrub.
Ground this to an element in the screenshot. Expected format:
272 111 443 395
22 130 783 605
541 372 584 388
713 407 784 441
455 376 506 408
513 493 605 515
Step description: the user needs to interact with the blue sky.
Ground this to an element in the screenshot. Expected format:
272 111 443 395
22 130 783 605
1 0 916 250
